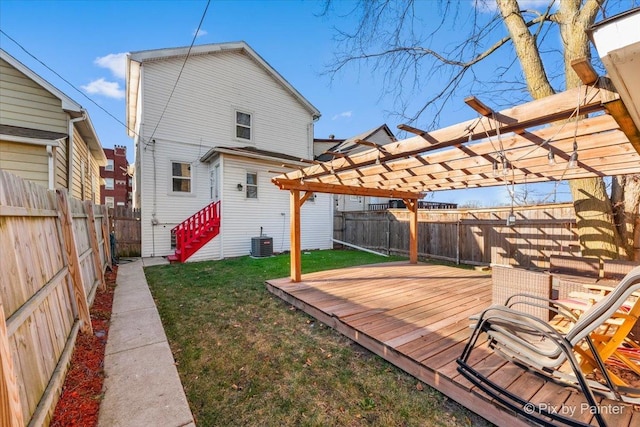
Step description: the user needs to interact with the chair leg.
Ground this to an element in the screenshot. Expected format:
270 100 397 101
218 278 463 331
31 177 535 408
458 317 608 427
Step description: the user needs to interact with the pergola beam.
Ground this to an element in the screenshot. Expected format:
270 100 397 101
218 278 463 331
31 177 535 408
312 115 627 189
464 96 494 116
280 79 618 182
272 178 423 199
571 58 599 85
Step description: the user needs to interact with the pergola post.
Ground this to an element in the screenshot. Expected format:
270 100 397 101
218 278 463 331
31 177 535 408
404 199 419 264
290 189 302 282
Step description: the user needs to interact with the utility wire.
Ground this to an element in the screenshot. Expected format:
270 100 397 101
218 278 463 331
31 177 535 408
0 29 139 138
146 0 211 145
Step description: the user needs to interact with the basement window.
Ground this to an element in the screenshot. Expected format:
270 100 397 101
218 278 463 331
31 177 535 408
171 162 192 193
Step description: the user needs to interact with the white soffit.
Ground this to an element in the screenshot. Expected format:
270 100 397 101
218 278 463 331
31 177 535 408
591 9 640 130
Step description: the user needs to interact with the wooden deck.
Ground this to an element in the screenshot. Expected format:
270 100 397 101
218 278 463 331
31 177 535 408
266 262 640 427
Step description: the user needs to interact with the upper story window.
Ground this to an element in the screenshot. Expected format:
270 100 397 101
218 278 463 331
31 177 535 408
171 162 192 193
235 111 252 141
105 178 114 190
246 172 258 199
105 159 114 171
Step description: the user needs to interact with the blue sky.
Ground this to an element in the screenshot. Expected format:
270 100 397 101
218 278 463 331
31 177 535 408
1 0 621 206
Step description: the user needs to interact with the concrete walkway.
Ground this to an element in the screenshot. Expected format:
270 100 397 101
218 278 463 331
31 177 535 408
98 258 195 427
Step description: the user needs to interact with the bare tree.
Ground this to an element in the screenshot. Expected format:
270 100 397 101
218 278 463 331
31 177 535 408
324 0 640 260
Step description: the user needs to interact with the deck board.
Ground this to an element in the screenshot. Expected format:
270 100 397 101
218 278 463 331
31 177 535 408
266 262 638 427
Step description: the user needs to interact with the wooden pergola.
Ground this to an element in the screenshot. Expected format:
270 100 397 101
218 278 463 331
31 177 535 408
273 63 640 282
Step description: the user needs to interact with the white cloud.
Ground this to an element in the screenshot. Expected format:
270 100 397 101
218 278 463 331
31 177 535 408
81 78 125 99
332 111 353 120
193 29 208 38
94 53 128 79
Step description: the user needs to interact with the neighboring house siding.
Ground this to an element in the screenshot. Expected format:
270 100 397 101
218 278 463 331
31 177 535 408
55 139 68 189
0 58 67 133
140 51 313 159
89 154 100 203
340 195 367 212
70 130 99 201
0 140 48 188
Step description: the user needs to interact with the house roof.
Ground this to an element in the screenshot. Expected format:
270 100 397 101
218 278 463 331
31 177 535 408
200 146 310 167
126 41 321 137
315 124 397 161
0 49 106 164
0 124 68 142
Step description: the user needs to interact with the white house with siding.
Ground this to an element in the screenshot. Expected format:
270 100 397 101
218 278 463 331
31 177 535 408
126 42 333 261
0 49 106 201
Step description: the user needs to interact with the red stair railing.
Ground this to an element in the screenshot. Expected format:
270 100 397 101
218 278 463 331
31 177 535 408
169 201 220 262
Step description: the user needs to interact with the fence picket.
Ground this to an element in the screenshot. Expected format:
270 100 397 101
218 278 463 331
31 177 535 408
336 204 579 269
0 171 110 425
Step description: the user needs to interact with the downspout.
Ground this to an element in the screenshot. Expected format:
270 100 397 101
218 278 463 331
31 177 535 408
67 112 87 192
47 145 54 190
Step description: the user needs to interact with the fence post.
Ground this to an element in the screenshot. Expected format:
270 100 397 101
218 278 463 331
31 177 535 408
101 205 112 270
56 190 93 334
0 304 25 427
84 201 106 291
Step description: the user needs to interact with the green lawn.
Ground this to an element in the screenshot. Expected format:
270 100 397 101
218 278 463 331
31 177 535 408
145 250 490 426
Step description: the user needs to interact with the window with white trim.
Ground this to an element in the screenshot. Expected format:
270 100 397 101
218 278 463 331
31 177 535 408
171 162 192 193
105 159 114 171
235 111 252 140
246 172 258 199
105 197 114 208
105 178 114 190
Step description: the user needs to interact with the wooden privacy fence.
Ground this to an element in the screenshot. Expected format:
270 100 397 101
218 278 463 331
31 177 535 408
109 206 141 258
0 171 111 427
335 204 579 269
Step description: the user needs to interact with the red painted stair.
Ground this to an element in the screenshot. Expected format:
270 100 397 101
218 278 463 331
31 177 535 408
168 201 220 263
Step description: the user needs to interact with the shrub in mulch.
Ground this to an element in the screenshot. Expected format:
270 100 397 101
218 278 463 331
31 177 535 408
50 266 117 427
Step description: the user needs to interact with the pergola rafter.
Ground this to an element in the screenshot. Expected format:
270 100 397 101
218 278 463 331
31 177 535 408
273 73 640 282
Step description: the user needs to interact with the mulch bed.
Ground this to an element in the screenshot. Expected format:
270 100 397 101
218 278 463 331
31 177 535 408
50 266 117 427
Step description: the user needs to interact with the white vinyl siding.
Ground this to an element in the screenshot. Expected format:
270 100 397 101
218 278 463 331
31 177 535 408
221 156 332 258
0 58 68 134
135 48 328 260
138 140 222 259
0 140 49 188
140 51 313 159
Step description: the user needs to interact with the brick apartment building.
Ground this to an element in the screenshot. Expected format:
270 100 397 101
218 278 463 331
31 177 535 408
100 145 132 208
